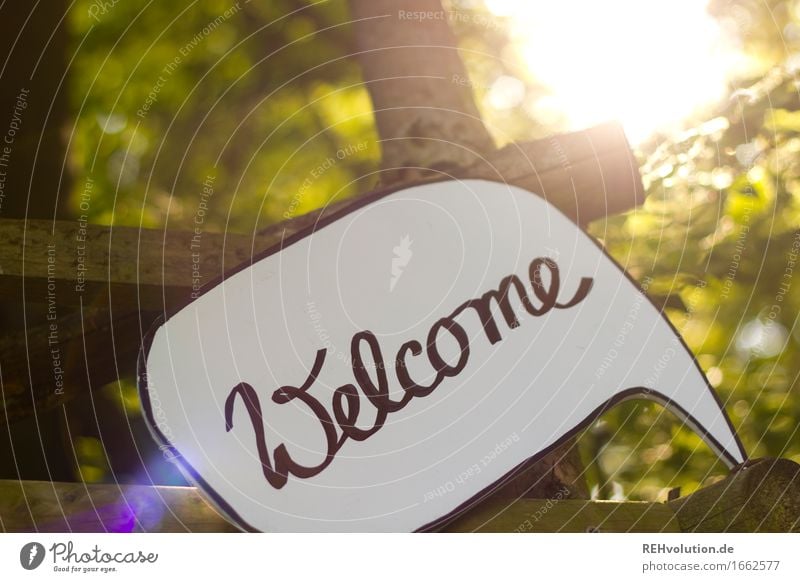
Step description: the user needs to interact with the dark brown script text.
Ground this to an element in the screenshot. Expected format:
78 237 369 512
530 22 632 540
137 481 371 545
224 257 593 489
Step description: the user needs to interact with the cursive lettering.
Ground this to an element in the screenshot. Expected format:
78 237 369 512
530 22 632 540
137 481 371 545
224 256 593 489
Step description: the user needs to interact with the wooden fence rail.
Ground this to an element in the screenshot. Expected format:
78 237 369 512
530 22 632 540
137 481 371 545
0 122 642 425
1 458 798 532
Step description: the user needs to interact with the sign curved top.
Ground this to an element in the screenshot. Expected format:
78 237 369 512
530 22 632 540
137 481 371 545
138 178 746 532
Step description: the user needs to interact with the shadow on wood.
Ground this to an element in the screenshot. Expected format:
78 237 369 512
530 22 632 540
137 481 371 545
669 458 800 532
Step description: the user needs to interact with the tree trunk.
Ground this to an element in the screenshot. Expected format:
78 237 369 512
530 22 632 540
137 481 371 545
0 1 71 221
348 0 589 503
0 0 73 483
349 0 495 184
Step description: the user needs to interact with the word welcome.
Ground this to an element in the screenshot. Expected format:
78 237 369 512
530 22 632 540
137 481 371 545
225 256 593 489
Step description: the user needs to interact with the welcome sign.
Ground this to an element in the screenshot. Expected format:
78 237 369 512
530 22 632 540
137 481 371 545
138 179 747 532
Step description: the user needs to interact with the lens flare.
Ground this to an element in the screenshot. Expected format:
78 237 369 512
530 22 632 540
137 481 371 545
486 0 742 142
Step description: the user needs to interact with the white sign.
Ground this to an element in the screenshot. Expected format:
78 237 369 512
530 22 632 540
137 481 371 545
138 179 747 532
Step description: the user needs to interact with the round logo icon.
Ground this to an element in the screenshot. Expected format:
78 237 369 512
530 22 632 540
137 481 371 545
19 542 46 570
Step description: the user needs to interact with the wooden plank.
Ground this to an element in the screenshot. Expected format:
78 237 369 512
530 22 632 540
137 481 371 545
669 457 800 532
0 123 640 310
0 479 238 533
442 498 680 532
0 220 269 311
0 478 674 533
474 123 643 224
3 458 797 532
0 307 151 426
0 123 643 425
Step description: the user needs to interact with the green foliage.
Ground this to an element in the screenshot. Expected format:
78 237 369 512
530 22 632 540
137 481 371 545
584 68 800 499
68 0 378 232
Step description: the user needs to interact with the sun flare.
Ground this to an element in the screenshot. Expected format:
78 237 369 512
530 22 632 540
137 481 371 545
487 0 742 143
